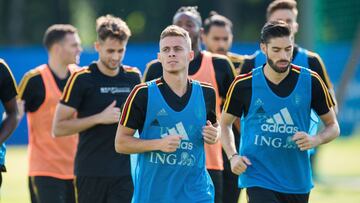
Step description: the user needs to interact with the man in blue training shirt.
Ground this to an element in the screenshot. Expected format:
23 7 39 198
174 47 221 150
239 3 338 176
220 21 339 203
115 25 219 203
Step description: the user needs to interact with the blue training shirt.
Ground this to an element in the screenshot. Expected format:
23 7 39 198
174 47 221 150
254 47 320 137
132 80 214 203
239 66 314 193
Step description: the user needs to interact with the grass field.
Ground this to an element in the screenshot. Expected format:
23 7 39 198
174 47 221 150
1 135 360 203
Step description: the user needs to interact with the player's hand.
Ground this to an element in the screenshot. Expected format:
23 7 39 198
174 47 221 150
203 120 220 144
230 155 251 175
292 132 320 151
159 135 182 153
98 100 121 124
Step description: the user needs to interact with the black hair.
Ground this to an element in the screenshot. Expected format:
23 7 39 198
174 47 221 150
203 11 232 34
260 20 291 43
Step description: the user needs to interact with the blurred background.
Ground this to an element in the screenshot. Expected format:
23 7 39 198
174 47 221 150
0 0 359 202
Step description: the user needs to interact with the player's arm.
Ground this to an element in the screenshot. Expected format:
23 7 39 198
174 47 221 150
0 98 19 145
52 101 119 136
115 125 181 154
220 80 243 164
115 84 181 154
52 70 120 136
317 109 339 144
201 84 220 144
17 70 43 119
293 109 339 151
293 73 340 150
220 77 251 175
220 112 238 161
218 56 237 89
308 52 338 113
0 62 20 144
212 56 236 103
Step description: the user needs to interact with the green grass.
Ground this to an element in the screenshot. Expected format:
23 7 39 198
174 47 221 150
1 146 28 203
1 135 360 203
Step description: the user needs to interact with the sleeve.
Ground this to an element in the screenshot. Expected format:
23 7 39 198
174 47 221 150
228 53 246 75
223 58 237 94
134 72 142 85
0 62 17 103
223 79 246 118
311 72 335 116
60 71 88 109
143 61 163 82
239 57 255 74
308 52 333 89
202 85 217 124
124 66 142 84
119 84 148 130
18 72 45 112
213 57 236 99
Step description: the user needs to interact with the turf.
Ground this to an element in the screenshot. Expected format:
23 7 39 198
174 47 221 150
1 135 360 203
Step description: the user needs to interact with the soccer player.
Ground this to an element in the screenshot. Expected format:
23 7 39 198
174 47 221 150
116 25 218 203
201 11 246 74
52 15 141 203
18 24 81 203
240 0 334 96
221 21 339 203
0 59 19 188
143 7 237 202
201 11 244 203
240 0 337 178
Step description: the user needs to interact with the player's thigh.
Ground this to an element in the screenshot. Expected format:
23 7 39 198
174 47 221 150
279 192 310 203
246 187 280 203
30 176 73 203
107 175 134 203
75 176 108 203
208 169 223 203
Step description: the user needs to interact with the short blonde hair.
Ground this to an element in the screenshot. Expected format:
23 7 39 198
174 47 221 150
160 25 192 49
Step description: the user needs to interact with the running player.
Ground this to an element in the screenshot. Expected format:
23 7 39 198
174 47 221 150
52 15 141 203
0 59 19 188
116 25 217 203
201 11 244 203
220 21 339 203
18 24 81 203
143 7 237 203
246 0 337 178
240 0 336 109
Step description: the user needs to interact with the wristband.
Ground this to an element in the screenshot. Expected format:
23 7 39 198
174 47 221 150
228 153 239 161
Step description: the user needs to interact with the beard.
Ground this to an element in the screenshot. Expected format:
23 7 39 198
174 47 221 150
267 58 290 73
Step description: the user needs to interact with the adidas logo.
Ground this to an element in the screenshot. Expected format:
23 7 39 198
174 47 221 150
157 108 168 116
150 119 160 126
261 108 298 134
161 122 193 150
256 106 266 114
161 122 189 140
